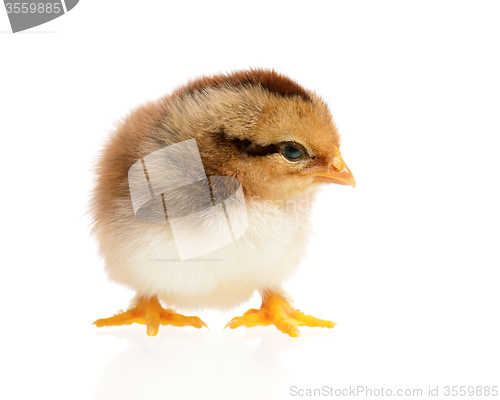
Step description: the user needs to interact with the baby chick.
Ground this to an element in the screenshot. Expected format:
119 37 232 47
91 68 355 337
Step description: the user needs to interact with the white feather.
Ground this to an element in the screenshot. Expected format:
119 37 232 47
93 192 317 311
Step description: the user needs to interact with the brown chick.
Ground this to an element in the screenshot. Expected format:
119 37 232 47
91 68 355 337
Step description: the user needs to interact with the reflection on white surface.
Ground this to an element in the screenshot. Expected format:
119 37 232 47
93 327 335 400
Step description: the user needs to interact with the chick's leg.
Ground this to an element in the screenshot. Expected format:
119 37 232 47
225 291 336 337
93 296 208 336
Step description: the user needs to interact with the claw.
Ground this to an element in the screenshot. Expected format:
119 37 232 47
224 292 336 337
93 297 209 335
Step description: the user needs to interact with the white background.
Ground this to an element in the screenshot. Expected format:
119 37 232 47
1 1 499 399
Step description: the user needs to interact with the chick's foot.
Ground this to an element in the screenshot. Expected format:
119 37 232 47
93 296 208 336
224 292 336 337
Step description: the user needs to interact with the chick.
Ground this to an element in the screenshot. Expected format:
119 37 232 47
91 68 355 337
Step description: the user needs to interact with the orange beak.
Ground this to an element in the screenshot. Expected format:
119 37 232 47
308 149 356 188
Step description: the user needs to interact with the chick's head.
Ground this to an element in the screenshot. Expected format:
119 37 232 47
180 69 355 202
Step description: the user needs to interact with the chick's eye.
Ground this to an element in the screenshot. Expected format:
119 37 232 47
282 144 304 161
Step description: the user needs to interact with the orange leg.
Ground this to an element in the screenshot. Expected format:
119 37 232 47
93 296 208 336
225 291 336 337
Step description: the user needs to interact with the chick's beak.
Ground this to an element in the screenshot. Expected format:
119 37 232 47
309 151 356 188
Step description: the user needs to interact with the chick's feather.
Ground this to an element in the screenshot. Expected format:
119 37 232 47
90 69 339 311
